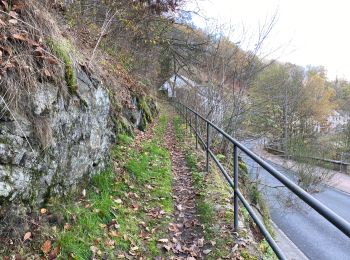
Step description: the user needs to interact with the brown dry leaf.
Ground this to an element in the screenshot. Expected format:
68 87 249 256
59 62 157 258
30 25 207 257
34 47 44 56
41 240 52 254
90 245 98 253
9 11 17 18
198 238 204 247
12 33 27 42
128 250 136 256
176 204 183 211
114 198 122 204
12 3 25 11
109 230 118 237
203 249 212 255
163 244 171 251
40 208 47 214
145 184 153 190
46 57 58 65
168 223 177 232
105 239 115 247
1 1 8 11
8 19 17 24
130 246 139 251
27 39 40 47
23 231 31 241
157 238 169 243
131 203 139 211
49 246 61 260
63 223 72 230
43 69 51 77
4 62 15 70
0 46 12 56
0 18 5 26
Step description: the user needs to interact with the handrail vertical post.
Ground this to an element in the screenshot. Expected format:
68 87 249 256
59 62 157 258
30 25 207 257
206 121 210 172
234 144 239 231
185 106 188 129
189 111 192 134
195 114 198 149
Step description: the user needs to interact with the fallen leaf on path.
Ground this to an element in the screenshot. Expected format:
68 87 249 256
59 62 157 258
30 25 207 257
114 198 122 204
109 230 118 237
9 11 18 18
64 223 72 230
41 240 52 254
203 249 212 255
49 246 61 260
231 244 238 253
8 19 17 24
163 244 171 251
168 223 177 232
198 238 204 247
130 246 139 251
176 204 183 211
158 238 169 243
23 232 31 241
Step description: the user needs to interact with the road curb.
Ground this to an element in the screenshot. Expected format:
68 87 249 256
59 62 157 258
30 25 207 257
270 220 309 260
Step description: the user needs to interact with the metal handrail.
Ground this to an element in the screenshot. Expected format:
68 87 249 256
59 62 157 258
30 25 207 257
173 100 350 260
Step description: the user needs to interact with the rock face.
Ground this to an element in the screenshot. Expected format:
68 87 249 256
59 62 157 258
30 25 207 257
0 67 113 205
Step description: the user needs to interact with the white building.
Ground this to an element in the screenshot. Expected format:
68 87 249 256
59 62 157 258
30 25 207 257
315 110 350 133
159 74 197 97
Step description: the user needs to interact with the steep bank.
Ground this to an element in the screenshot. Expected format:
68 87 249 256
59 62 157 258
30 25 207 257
0 1 157 211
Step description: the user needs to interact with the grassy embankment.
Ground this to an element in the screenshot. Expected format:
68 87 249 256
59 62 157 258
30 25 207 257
48 113 173 259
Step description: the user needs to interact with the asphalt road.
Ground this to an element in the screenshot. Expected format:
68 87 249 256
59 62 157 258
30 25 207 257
241 140 350 260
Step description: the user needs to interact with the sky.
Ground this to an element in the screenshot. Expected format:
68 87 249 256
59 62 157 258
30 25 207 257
186 0 350 81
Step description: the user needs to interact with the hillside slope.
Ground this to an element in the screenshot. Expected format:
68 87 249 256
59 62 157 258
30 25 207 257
0 0 157 222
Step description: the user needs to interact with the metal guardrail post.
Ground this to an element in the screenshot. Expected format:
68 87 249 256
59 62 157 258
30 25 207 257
185 106 188 129
195 114 198 149
234 144 239 231
206 121 210 172
189 111 192 134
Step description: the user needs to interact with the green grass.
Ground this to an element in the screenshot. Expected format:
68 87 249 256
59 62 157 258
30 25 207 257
47 38 77 93
172 113 274 259
173 115 236 258
49 113 173 259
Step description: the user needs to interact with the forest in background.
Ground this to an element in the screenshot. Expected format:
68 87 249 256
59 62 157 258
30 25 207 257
58 0 350 181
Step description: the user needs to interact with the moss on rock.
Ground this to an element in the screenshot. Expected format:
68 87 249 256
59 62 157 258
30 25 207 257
138 96 153 122
47 38 77 94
